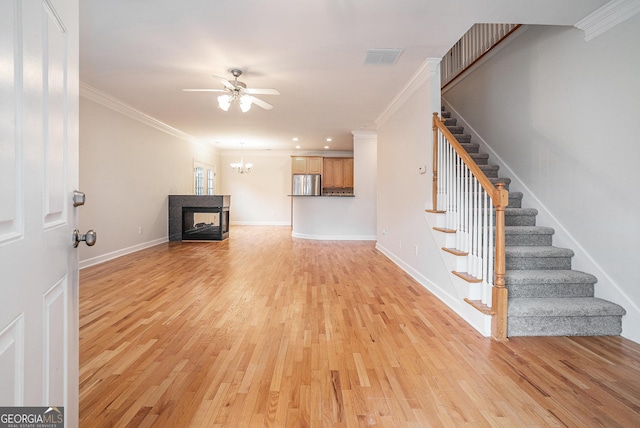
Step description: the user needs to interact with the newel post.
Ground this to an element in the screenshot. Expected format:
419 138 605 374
432 112 439 211
492 182 509 341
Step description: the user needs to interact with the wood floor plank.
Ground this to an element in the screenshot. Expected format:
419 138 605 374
80 225 640 427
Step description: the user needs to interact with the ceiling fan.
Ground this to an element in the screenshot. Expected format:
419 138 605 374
183 69 280 112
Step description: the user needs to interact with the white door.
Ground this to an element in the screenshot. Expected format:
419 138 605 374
0 0 79 426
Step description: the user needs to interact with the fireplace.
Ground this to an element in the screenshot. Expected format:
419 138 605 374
182 207 229 240
168 195 230 241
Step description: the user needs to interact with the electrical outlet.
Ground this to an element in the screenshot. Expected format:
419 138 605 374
415 245 418 255
138 226 143 234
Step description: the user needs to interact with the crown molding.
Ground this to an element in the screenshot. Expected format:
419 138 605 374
375 58 440 127
79 82 201 144
351 130 377 140
575 0 640 41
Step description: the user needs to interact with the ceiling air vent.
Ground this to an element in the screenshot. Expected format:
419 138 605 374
364 48 403 65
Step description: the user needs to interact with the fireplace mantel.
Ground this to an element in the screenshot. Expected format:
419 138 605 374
168 195 230 241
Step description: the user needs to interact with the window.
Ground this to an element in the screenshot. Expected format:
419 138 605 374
194 161 215 195
194 166 204 195
207 169 214 195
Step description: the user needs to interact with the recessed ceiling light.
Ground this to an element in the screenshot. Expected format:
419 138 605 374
292 137 298 142
324 146 330 149
326 138 332 142
295 145 301 149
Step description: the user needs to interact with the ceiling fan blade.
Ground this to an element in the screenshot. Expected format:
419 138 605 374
182 88 226 92
251 96 274 110
213 75 236 90
246 88 280 96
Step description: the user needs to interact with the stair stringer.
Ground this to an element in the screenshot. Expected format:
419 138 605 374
424 210 492 336
442 98 640 343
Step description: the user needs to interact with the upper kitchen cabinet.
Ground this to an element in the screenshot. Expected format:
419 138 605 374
343 158 354 188
291 156 323 174
323 157 353 189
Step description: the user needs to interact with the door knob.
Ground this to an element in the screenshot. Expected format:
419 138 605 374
73 229 97 248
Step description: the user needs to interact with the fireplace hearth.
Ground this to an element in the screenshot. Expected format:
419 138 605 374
168 195 230 241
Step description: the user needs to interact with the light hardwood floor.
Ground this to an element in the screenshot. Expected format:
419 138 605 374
80 226 640 427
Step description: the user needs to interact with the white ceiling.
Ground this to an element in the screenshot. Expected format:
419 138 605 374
80 0 607 152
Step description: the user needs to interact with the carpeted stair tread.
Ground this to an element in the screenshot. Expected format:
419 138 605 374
444 118 457 126
506 246 574 270
454 134 472 143
489 177 511 187
508 297 625 336
508 297 626 317
469 153 488 164
508 316 623 336
506 207 537 215
505 246 574 258
462 143 480 153
505 226 554 236
505 270 597 298
505 226 554 246
480 165 500 177
509 191 523 199
508 192 523 208
505 208 537 226
505 270 596 285
447 125 465 134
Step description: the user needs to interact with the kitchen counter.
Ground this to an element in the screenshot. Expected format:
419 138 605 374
290 193 375 240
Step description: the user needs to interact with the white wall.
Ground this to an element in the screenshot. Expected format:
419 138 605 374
443 19 640 342
291 132 377 240
79 95 219 267
218 151 293 225
375 60 470 315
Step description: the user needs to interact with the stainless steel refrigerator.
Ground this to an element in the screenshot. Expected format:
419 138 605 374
291 174 321 196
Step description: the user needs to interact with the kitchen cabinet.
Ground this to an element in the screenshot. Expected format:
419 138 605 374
343 158 354 188
323 157 353 189
291 156 323 174
322 158 339 188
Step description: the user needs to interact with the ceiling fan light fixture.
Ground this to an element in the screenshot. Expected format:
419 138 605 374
217 94 231 111
186 69 277 112
239 94 253 112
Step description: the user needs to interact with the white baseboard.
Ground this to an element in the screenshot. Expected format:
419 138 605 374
79 237 167 269
375 243 491 337
230 221 291 226
292 232 377 241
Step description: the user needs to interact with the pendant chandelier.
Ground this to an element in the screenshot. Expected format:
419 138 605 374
230 142 252 174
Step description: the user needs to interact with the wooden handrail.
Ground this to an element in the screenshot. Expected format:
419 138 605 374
432 113 507 206
432 112 509 341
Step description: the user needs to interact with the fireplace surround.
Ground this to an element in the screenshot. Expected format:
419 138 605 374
168 195 230 241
